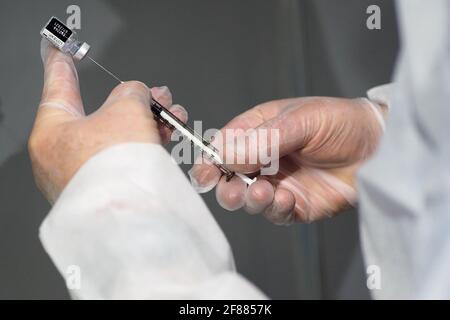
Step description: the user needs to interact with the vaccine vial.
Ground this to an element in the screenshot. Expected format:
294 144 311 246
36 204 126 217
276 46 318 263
40 16 90 61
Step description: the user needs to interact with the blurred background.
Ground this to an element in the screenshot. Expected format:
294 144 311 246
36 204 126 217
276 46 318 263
0 0 398 299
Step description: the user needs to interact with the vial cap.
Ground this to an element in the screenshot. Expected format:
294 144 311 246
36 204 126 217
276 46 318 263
73 42 90 61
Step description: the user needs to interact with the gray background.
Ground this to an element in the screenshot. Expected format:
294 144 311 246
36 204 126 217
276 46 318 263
0 0 398 299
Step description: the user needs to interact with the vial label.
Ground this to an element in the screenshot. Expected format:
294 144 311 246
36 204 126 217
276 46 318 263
41 17 73 49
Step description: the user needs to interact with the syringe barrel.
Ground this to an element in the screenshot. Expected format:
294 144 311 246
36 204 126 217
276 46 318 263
150 100 235 181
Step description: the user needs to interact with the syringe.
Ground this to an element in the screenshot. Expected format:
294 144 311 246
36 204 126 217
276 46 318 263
40 16 255 184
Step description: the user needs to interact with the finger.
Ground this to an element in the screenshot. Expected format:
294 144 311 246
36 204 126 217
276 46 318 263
263 187 296 226
151 86 172 107
37 39 84 123
215 175 247 211
188 157 221 194
150 86 182 144
244 179 274 214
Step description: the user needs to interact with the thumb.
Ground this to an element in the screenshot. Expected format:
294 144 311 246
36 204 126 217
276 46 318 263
35 39 84 127
102 81 151 108
222 107 309 174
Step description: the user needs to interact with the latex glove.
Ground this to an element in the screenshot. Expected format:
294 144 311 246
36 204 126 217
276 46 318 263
189 97 386 225
29 40 187 203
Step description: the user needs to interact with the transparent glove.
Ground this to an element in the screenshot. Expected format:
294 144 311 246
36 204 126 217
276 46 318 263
29 40 187 203
189 97 386 225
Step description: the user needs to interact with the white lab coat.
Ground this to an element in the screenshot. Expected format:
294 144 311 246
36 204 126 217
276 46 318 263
358 0 450 299
40 143 266 299
40 0 450 299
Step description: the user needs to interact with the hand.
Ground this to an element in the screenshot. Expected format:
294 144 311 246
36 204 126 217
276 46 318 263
189 97 386 225
29 40 187 203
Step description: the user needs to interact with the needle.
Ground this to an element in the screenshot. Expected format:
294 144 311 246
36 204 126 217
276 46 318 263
87 56 124 84
86 54 254 185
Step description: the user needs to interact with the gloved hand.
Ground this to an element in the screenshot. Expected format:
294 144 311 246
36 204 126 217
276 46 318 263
29 40 187 203
189 97 386 225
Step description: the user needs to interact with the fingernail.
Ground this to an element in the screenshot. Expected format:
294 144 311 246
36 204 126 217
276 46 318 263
188 168 216 194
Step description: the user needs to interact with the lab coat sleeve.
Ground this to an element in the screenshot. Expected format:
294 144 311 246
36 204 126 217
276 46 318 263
358 1 450 299
39 143 266 299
